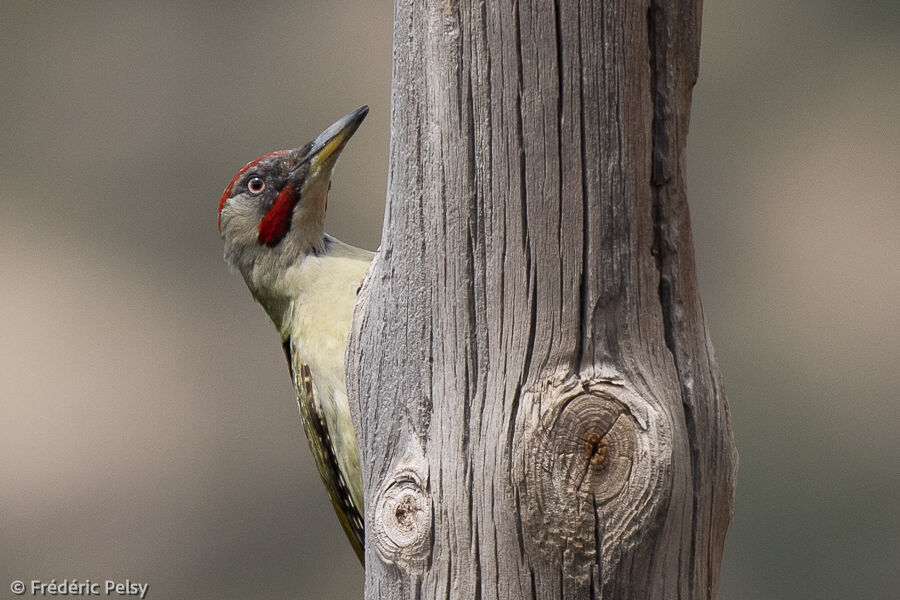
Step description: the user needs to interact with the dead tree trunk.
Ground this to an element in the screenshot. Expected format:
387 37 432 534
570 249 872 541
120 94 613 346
347 0 737 598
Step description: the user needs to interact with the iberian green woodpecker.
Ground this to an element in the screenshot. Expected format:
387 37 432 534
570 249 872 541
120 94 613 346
217 106 373 563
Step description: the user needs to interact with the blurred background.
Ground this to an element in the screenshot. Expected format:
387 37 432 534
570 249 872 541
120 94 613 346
0 1 896 599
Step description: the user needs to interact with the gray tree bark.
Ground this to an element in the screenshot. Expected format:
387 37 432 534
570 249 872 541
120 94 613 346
347 0 737 598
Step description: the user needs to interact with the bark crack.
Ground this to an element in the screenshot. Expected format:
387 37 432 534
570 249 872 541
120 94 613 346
575 6 590 372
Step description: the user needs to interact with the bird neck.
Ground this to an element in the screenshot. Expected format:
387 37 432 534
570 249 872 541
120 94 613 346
243 234 372 341
244 270 294 339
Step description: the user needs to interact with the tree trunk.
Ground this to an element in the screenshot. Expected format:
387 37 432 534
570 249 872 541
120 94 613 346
347 0 737 598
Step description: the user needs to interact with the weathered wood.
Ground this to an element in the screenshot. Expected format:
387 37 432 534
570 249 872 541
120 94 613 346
347 0 736 598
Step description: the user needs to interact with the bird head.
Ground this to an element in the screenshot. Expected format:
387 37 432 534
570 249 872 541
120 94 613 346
218 106 368 278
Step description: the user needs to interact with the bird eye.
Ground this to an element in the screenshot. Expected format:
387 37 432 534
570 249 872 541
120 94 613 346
247 177 265 194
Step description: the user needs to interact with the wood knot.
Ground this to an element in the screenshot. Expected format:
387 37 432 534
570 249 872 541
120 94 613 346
539 392 637 504
512 376 672 581
372 465 431 569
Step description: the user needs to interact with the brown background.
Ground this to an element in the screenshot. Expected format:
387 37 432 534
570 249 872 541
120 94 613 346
1 2 897 599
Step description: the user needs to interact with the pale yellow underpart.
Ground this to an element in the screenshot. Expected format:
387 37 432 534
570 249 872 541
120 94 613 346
279 238 373 528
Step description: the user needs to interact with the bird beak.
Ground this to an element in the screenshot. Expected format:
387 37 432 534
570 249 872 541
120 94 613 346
300 105 369 173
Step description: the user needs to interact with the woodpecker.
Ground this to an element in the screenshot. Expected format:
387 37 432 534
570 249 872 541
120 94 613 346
217 106 373 563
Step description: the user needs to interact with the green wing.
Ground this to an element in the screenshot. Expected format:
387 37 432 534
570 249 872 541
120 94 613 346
282 339 365 563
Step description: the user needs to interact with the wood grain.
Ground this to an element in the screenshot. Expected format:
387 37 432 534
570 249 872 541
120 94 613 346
347 0 737 597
